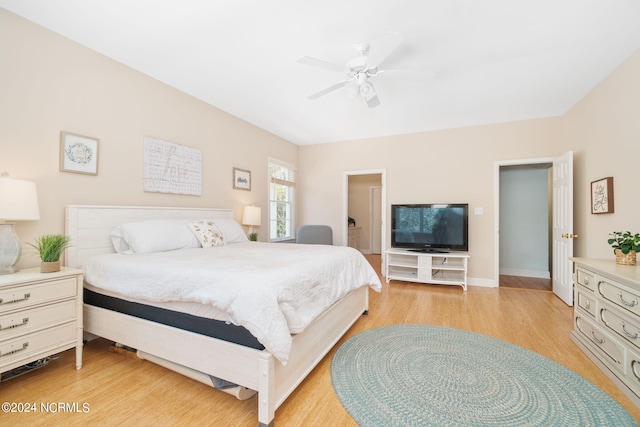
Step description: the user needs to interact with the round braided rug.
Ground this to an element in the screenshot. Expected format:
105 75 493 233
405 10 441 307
331 324 636 426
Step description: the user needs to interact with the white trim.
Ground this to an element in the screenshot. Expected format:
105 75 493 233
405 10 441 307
499 268 551 279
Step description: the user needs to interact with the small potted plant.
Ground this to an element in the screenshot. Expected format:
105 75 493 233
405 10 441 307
248 232 258 242
607 231 640 265
28 234 72 273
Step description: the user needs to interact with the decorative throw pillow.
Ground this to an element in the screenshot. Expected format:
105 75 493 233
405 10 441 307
188 221 226 248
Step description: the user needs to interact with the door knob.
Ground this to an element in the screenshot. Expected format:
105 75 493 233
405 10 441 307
562 233 579 239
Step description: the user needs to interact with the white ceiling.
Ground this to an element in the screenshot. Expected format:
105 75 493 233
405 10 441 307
2 0 640 145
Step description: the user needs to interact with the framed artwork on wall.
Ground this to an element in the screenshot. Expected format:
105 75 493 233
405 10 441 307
590 177 614 214
233 167 251 191
60 131 99 175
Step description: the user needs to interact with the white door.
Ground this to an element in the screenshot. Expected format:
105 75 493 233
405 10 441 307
552 151 574 306
371 186 382 254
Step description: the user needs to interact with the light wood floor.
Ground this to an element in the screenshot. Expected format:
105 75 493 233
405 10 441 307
499 274 551 291
3 255 640 426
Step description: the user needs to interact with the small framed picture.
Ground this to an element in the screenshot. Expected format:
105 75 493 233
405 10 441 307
590 177 614 214
60 131 99 175
233 167 251 191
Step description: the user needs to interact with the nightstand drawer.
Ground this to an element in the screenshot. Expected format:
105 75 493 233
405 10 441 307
0 299 76 342
0 322 76 368
0 277 77 314
576 267 596 292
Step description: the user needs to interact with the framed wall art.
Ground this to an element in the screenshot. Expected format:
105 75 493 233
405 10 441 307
143 136 202 196
60 131 99 175
233 167 251 191
590 176 614 214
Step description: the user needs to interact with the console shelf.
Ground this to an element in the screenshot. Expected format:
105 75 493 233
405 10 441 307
385 248 469 291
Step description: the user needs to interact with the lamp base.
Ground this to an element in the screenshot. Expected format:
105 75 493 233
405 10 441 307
0 223 22 275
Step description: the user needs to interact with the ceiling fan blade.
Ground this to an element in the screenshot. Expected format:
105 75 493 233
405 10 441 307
297 56 346 73
307 80 349 100
365 31 403 69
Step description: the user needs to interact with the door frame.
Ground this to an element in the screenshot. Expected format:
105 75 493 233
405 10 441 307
494 156 556 287
343 169 386 258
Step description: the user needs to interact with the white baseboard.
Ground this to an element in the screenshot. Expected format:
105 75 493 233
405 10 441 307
468 277 497 288
499 268 550 279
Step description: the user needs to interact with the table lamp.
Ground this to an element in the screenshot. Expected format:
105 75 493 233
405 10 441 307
0 174 40 274
242 206 261 241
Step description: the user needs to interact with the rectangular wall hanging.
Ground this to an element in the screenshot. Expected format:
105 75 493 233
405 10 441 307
60 131 99 175
590 176 614 214
233 167 251 191
143 137 202 195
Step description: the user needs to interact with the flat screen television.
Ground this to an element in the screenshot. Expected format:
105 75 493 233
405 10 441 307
391 203 469 252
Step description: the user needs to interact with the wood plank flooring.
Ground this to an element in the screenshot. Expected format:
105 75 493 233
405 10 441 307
499 274 551 291
2 255 639 426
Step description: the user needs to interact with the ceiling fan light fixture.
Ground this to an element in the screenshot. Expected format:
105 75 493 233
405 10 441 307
359 82 376 101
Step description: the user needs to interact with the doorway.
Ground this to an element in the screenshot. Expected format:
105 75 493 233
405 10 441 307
498 163 552 290
494 152 574 305
344 170 386 267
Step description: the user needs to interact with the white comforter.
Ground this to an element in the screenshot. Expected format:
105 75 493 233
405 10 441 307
83 242 381 364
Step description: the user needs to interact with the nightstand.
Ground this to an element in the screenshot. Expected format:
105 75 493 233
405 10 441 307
0 267 83 375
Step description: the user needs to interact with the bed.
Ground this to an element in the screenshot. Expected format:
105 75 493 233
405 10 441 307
65 205 381 427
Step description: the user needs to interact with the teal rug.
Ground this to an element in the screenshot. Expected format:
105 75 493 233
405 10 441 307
331 324 636 426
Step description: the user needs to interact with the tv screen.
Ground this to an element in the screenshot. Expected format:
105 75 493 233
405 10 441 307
391 204 468 252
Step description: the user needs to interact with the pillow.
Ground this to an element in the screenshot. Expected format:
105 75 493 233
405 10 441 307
111 219 201 254
188 221 226 248
210 219 249 243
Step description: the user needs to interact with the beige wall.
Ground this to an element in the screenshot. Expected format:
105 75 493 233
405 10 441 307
299 118 566 282
0 9 297 270
563 49 640 260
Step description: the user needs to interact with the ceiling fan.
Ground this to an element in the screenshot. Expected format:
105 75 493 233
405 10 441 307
297 32 404 108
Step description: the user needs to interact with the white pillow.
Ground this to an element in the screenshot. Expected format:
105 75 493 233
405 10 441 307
111 219 201 254
188 220 226 248
210 219 249 243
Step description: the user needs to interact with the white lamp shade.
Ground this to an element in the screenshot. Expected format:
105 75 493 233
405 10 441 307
0 177 40 221
242 206 261 226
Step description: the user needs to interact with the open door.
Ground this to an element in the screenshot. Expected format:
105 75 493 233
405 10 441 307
552 151 574 306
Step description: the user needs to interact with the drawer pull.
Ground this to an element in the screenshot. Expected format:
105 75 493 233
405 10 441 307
0 317 29 331
618 292 638 307
0 342 29 358
632 360 640 382
0 293 31 305
620 321 639 339
591 330 606 345
584 276 589 285
584 300 591 309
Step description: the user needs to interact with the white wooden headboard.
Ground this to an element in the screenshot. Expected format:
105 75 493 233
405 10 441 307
64 205 235 268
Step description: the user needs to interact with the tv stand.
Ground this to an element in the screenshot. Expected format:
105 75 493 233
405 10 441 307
385 248 469 291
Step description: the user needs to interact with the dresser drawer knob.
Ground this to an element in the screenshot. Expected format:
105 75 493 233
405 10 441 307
621 321 639 339
632 360 640 382
0 293 31 305
618 292 638 307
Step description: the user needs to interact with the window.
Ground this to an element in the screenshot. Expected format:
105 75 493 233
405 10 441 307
268 158 296 241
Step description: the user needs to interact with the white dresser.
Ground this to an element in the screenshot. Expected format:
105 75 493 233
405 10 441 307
570 257 640 407
0 267 83 375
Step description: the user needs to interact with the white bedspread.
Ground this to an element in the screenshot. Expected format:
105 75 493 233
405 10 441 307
83 242 381 364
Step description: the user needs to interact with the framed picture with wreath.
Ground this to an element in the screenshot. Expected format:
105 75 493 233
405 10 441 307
60 131 99 175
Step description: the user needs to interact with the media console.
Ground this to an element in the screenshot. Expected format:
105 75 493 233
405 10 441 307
384 248 469 291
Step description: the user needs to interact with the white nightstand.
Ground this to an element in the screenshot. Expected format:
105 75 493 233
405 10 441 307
0 267 83 375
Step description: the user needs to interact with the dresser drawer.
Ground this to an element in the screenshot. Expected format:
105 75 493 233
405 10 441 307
598 279 640 317
0 299 76 342
0 277 77 314
600 304 640 351
0 322 76 369
575 314 626 374
576 289 597 317
576 267 597 292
